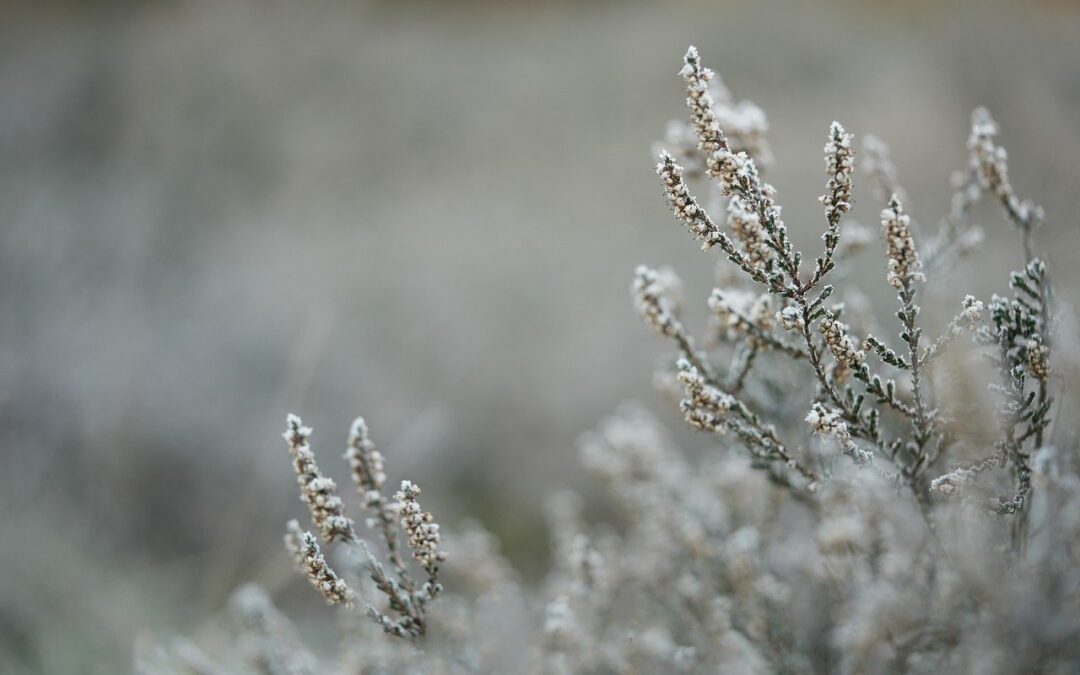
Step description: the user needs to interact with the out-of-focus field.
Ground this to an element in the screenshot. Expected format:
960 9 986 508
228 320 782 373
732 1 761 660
1 0 1078 671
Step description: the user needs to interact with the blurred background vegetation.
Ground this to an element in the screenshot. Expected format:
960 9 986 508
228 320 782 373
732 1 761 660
1 0 1078 671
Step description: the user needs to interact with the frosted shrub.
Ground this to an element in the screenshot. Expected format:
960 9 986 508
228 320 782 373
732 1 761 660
283 413 447 638
142 46 1079 674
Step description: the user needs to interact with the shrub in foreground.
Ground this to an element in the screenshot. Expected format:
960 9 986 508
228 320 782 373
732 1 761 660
139 47 1078 674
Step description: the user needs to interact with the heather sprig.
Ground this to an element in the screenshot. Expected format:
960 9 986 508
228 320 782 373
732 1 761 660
284 413 356 544
641 46 1056 518
395 480 447 603
283 414 447 639
929 113 1055 518
293 530 354 606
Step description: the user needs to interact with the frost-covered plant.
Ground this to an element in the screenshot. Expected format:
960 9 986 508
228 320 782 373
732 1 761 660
283 413 447 638
644 45 1059 517
143 46 1079 675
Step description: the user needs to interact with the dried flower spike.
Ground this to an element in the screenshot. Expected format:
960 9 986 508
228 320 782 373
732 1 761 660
290 529 354 606
818 317 865 375
726 197 772 271
285 413 356 544
820 121 854 225
680 45 729 157
345 417 387 507
395 480 447 599
880 195 924 289
806 403 872 466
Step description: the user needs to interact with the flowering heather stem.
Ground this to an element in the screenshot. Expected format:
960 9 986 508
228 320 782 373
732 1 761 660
285 414 357 544
345 418 412 590
282 414 447 639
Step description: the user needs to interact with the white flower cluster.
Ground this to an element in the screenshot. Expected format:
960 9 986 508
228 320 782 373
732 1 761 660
632 265 685 339
708 288 773 343
820 121 854 224
726 197 772 270
284 413 356 543
656 151 778 288
805 402 845 437
806 403 872 466
675 358 736 432
345 416 387 510
679 45 728 157
818 317 865 374
657 153 725 251
880 196 925 289
933 295 988 356
959 295 984 330
681 46 771 176
293 529 354 606
395 480 448 582
777 305 804 332
1027 339 1051 381
710 148 753 196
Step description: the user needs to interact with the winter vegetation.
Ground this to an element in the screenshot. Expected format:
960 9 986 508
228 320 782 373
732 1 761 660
137 46 1078 674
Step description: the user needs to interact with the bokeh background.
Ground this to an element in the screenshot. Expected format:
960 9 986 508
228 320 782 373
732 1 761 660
1 0 1078 671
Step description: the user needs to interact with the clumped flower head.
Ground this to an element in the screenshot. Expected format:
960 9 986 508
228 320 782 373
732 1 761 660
679 45 728 157
678 46 771 164
959 295 984 330
880 196 925 289
656 153 726 251
676 357 736 430
777 305 804 332
285 413 356 544
1026 339 1051 381
395 480 447 593
806 403 872 466
726 197 772 271
820 121 854 225
345 416 386 508
818 316 865 375
290 530 354 606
